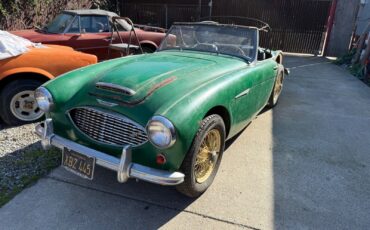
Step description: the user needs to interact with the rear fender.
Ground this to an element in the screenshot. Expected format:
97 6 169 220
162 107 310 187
272 51 289 75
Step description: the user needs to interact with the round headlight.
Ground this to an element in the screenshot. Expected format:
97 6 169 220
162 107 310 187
34 87 54 112
146 116 176 149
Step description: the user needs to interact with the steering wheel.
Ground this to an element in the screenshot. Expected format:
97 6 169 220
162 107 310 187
215 43 247 57
193 43 219 53
229 44 247 56
95 22 105 32
235 46 247 56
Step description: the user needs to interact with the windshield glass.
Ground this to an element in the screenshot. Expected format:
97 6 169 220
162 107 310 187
158 24 258 62
44 13 75 33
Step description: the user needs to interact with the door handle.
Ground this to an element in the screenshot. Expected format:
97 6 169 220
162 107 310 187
273 66 278 70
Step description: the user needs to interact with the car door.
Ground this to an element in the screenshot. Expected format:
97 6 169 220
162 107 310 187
230 65 264 132
253 58 277 109
62 15 112 61
43 14 81 48
230 59 276 132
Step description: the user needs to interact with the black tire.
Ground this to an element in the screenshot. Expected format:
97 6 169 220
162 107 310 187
267 67 284 108
0 79 44 126
176 114 226 198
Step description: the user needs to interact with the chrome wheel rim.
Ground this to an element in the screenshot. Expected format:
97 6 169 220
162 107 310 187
273 73 283 104
194 129 221 183
10 90 43 121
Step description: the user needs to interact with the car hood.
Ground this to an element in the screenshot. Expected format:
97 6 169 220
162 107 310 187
45 50 246 124
44 44 74 51
86 51 245 105
11 30 59 43
96 54 211 90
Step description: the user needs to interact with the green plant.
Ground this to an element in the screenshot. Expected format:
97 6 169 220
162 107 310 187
0 0 118 31
349 63 365 79
333 49 356 65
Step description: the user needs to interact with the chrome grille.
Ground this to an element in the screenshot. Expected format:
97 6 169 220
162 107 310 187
69 107 148 147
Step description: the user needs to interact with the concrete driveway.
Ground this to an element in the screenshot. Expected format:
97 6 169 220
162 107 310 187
1 56 370 230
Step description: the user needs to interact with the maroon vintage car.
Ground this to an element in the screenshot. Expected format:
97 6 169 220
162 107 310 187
11 9 166 61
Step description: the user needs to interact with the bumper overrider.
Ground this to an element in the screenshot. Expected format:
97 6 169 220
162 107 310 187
35 119 185 186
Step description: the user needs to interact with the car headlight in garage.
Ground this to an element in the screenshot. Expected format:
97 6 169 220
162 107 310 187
146 116 176 149
34 87 54 112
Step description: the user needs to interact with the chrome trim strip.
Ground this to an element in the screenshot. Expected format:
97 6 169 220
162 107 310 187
130 164 185 185
235 88 251 99
77 46 109 51
96 82 136 96
96 99 118 107
35 122 184 186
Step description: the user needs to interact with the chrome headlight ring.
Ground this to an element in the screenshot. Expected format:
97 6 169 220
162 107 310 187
34 87 54 112
146 116 176 149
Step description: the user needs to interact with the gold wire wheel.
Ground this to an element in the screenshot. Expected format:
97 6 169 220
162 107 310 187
194 129 221 183
273 73 283 103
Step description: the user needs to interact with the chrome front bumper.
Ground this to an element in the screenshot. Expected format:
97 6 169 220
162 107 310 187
35 119 185 186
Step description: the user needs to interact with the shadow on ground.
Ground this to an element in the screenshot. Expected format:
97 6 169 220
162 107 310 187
272 55 370 229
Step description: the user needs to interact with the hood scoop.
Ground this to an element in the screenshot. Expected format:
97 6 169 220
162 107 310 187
90 76 176 107
96 82 136 96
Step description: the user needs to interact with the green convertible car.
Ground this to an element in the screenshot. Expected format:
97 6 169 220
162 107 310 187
35 21 287 197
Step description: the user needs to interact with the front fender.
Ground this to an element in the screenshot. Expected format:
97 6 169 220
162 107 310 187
156 71 241 170
0 67 54 81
